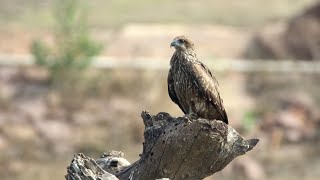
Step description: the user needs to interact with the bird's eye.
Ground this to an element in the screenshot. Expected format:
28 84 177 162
178 39 184 44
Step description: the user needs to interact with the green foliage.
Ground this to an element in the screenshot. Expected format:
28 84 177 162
242 111 257 132
31 0 103 110
31 0 102 84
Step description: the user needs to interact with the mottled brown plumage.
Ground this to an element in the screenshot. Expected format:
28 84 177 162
168 36 228 124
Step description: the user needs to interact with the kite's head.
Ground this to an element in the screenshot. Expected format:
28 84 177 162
170 35 194 52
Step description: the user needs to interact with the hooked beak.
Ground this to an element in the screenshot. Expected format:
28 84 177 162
170 40 178 48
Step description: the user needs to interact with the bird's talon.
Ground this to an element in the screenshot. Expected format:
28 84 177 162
183 113 198 120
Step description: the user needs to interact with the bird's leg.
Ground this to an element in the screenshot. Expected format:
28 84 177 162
183 107 198 119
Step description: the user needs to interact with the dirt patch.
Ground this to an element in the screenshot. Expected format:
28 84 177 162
0 24 251 59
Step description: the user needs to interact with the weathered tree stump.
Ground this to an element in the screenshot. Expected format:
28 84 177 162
66 111 259 180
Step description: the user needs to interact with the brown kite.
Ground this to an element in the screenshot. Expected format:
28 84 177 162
167 36 228 124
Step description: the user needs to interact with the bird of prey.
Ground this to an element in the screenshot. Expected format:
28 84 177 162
167 36 228 124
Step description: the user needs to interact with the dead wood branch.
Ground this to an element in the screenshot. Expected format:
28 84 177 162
66 111 259 180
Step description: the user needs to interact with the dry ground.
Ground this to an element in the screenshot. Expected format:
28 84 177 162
0 66 320 180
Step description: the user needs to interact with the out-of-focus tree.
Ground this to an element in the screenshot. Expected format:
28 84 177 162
31 0 103 110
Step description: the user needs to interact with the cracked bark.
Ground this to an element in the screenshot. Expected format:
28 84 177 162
65 111 259 180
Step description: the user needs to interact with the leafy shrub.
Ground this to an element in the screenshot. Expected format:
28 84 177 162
31 0 103 110
31 0 102 84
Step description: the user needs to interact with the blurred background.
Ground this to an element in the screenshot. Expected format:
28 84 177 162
0 0 320 179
